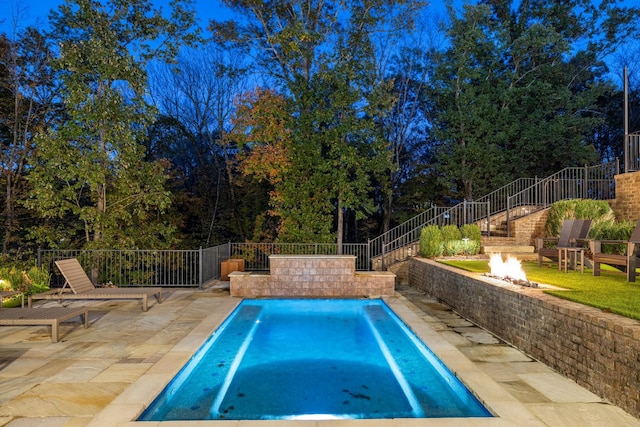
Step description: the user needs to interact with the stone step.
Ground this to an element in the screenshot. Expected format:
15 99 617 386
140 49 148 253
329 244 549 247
482 245 537 261
482 245 535 254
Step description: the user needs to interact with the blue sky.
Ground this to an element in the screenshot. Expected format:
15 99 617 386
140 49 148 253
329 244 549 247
0 0 235 33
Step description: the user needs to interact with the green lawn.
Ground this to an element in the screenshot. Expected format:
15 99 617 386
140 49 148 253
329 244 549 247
439 260 640 321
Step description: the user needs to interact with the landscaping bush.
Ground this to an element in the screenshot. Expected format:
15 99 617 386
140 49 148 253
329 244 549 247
421 224 481 257
460 223 482 242
545 199 614 236
443 239 480 256
440 224 462 242
0 265 50 296
420 225 443 258
587 220 636 254
25 266 51 294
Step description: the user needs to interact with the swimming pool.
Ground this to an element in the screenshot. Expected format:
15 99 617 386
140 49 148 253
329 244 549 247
139 299 492 421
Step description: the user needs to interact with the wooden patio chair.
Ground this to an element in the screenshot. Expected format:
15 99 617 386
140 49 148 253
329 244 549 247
28 258 163 311
558 219 593 273
589 219 640 282
536 219 592 270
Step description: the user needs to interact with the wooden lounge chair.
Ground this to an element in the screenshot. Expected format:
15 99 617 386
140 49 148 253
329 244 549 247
536 219 592 270
0 307 89 342
589 219 640 282
28 258 163 311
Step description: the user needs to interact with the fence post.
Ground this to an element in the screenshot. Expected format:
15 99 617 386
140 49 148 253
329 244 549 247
381 240 386 271
463 200 467 225
583 165 588 199
486 202 491 237
506 196 511 238
198 247 203 288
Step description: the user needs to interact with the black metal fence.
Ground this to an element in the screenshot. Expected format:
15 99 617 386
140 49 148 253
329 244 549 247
38 242 370 288
38 249 205 288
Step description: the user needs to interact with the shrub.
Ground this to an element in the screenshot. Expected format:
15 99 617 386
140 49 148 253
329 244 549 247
587 220 636 254
460 224 482 242
545 199 614 237
440 224 462 242
421 224 481 257
26 266 51 294
0 265 51 295
420 225 443 258
443 239 480 256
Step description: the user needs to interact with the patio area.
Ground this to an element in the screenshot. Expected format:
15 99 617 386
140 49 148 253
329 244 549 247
0 283 638 427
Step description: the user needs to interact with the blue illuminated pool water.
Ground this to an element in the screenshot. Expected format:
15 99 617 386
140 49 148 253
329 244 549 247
139 299 492 421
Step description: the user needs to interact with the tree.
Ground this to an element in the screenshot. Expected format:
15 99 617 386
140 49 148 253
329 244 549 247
229 88 295 239
376 14 446 233
147 45 253 244
0 23 60 255
24 0 197 249
430 0 636 201
214 0 424 245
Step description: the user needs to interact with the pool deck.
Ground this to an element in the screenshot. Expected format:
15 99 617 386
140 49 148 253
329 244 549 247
0 284 639 427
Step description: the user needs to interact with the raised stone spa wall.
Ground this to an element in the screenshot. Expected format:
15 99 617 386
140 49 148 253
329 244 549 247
408 257 640 418
230 255 395 298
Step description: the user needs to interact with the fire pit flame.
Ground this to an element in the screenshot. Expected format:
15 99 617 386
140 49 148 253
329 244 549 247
488 253 528 282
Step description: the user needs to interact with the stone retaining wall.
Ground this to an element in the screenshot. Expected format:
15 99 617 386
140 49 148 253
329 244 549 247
230 255 395 298
408 257 640 418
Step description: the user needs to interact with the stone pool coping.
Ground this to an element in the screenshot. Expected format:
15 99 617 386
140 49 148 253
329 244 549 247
87 295 545 427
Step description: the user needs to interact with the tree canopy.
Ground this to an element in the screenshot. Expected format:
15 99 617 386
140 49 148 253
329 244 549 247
23 0 198 249
1 0 640 257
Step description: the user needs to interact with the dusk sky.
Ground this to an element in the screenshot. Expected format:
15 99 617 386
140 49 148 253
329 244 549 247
1 0 235 32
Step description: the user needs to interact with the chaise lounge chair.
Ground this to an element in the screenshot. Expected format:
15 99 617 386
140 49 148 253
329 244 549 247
589 219 640 282
28 258 163 311
0 306 89 342
536 219 592 270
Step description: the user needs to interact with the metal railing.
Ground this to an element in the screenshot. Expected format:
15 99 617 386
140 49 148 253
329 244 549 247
369 162 619 262
504 163 618 236
200 244 230 284
38 242 370 287
626 133 640 172
372 201 490 269
38 249 203 288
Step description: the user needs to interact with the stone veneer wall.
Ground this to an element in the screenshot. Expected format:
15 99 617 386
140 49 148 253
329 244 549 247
408 257 640 418
509 209 548 245
612 170 640 221
230 255 395 298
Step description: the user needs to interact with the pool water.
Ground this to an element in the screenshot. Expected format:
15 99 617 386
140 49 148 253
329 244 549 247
139 299 492 421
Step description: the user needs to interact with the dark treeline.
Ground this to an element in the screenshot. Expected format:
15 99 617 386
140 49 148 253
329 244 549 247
1 0 640 261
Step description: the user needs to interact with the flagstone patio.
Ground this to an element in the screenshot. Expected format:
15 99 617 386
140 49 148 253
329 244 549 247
0 284 638 427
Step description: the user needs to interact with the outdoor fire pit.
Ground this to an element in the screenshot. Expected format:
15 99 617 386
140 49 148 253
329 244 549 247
485 253 538 288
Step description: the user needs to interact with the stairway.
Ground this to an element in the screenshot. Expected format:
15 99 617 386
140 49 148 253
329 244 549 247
369 163 617 266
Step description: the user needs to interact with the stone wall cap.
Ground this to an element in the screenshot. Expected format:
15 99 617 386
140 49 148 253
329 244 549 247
269 254 357 259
